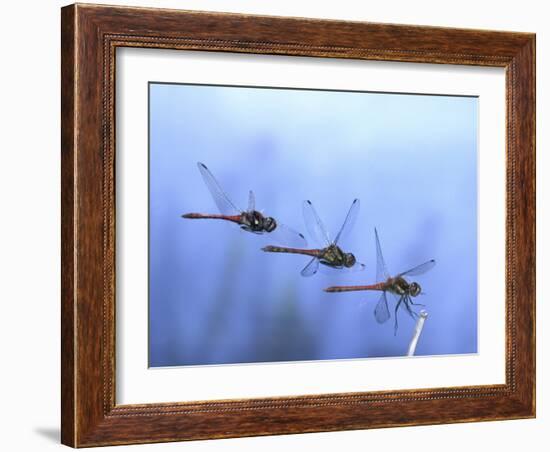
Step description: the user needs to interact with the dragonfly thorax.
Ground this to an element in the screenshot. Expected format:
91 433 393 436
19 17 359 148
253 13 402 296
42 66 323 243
387 277 421 297
241 211 277 233
320 244 356 268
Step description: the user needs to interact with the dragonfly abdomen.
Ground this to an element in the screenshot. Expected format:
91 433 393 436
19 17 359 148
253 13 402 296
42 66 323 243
262 246 321 257
181 213 242 224
324 282 385 293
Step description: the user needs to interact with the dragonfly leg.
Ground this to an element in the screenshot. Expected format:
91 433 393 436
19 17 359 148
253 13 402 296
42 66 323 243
394 296 403 335
408 298 425 307
404 296 420 319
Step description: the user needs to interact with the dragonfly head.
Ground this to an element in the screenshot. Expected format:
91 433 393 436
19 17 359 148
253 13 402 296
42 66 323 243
409 282 421 297
343 252 356 268
263 216 277 233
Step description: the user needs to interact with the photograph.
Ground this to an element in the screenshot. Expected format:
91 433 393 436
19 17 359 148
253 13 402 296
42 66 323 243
38 0 537 448
148 82 478 367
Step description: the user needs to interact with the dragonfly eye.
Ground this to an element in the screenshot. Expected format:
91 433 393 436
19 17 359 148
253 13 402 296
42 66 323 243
410 282 421 297
344 253 356 268
264 217 276 232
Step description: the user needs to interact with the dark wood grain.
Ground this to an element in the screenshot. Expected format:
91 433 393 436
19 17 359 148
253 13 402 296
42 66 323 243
61 3 536 447
60 5 76 446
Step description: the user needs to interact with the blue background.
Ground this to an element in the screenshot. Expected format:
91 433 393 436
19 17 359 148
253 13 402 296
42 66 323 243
148 82 478 367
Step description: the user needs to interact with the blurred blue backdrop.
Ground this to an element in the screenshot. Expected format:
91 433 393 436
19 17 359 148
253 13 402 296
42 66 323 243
148 82 478 367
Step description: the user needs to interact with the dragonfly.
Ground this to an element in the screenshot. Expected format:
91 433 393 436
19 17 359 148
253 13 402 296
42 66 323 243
324 228 435 334
262 199 365 277
182 162 306 247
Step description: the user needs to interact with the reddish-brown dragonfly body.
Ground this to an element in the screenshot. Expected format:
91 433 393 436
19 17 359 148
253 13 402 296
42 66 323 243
262 200 365 277
182 211 275 233
325 276 421 298
262 243 357 270
181 162 304 244
324 228 434 334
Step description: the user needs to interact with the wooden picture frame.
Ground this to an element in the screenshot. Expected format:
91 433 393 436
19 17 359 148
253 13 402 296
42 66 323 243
61 3 535 447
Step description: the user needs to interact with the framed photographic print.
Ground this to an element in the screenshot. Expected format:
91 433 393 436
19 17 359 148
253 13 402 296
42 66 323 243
61 3 535 447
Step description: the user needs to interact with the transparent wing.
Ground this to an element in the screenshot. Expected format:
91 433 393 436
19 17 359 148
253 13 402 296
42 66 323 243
248 190 256 212
268 223 307 248
374 291 390 324
301 257 319 277
398 259 436 277
197 162 241 215
375 228 390 282
303 200 331 247
333 198 360 245
318 264 343 276
317 260 365 276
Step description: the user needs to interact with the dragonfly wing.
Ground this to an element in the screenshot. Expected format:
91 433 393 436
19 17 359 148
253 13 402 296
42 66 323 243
334 198 360 245
197 162 241 215
375 228 390 282
318 264 343 276
317 261 365 276
302 200 331 247
301 257 319 277
374 291 390 324
248 190 256 212
398 259 436 277
269 223 307 248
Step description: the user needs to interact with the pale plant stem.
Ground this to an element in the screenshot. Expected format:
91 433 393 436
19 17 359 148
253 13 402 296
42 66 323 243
407 310 428 356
